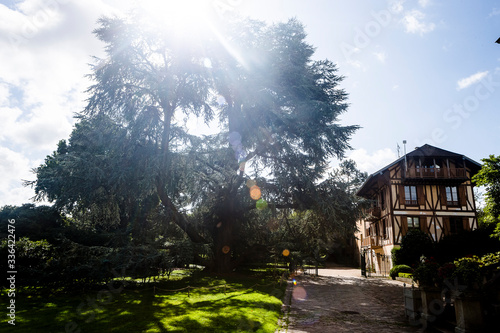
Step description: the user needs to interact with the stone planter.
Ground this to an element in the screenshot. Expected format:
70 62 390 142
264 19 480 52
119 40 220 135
420 287 443 324
403 286 421 324
454 292 484 333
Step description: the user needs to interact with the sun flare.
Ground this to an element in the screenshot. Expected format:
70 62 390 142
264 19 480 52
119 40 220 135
134 0 212 33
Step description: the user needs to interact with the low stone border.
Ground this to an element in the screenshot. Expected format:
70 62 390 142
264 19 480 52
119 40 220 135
275 279 294 332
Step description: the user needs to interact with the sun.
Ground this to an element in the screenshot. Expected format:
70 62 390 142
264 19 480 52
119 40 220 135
133 0 212 34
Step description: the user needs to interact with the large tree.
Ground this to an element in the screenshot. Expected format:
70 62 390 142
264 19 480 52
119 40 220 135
29 13 358 273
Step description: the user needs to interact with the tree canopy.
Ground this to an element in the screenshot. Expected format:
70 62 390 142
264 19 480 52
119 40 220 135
27 14 360 273
473 155 500 238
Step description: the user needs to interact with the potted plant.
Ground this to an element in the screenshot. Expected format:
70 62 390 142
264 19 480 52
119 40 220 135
451 255 485 333
412 256 442 323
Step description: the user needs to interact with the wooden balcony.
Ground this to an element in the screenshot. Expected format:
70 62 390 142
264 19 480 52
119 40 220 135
361 235 383 248
403 167 467 182
365 206 381 221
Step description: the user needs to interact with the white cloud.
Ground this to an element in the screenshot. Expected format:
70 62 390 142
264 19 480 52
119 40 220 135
347 59 364 70
347 148 398 174
0 83 9 105
390 0 405 14
373 51 386 63
456 71 489 90
0 146 38 206
401 10 435 35
489 8 500 17
0 0 134 206
418 0 430 8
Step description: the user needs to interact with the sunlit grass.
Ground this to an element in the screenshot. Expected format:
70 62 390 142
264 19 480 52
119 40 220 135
1 269 286 332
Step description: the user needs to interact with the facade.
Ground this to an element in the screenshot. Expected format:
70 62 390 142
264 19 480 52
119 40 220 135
354 144 481 275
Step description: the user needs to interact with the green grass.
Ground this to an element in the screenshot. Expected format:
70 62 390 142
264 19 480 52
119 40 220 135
1 270 287 332
398 272 413 278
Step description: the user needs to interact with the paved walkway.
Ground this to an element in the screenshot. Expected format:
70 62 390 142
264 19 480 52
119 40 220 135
278 266 421 333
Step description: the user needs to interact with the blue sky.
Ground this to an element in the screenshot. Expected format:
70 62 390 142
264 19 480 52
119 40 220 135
0 0 499 206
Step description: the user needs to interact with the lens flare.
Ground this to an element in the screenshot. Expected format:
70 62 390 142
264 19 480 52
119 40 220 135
282 249 290 257
256 198 268 210
249 185 261 200
292 286 307 301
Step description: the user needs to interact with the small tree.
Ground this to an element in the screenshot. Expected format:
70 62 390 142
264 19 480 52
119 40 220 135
397 229 434 267
473 155 500 238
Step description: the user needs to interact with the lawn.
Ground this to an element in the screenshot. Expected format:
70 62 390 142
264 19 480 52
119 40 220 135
1 269 287 332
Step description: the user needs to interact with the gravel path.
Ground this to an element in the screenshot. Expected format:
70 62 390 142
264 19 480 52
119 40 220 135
277 267 421 333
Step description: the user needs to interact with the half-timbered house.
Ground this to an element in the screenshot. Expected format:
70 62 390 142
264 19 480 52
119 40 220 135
355 144 481 275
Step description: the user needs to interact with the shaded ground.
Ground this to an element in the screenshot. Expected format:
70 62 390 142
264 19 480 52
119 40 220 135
278 266 420 333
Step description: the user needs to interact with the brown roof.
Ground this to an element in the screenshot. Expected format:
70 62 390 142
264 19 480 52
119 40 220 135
356 144 481 198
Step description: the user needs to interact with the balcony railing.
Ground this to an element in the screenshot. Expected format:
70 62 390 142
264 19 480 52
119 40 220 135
365 207 381 221
361 235 383 248
404 167 466 180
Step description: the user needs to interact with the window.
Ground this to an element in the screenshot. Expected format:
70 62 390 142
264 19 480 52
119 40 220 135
405 186 418 205
445 186 459 206
449 217 464 234
382 219 387 239
407 217 420 229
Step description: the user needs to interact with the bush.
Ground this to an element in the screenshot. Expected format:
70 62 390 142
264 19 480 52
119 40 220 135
398 229 434 267
413 256 440 287
391 247 401 265
389 264 413 279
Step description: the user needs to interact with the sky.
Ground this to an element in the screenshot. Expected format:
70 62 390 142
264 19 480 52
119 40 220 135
0 0 499 207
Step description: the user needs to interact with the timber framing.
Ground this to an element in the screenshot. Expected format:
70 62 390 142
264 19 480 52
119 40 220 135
355 144 481 274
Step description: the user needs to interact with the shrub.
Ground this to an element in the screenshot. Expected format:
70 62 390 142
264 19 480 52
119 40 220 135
398 229 434 267
391 247 402 265
413 256 440 287
389 264 413 279
452 255 483 289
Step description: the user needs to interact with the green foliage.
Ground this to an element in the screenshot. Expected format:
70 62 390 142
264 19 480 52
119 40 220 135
412 256 440 287
0 204 64 242
473 155 500 238
1 237 54 286
27 14 359 274
452 256 483 289
481 250 500 268
397 229 434 267
433 225 500 264
391 247 402 265
389 264 412 279
399 272 413 278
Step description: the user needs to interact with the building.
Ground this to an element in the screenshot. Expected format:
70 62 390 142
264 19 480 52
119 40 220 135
354 144 482 275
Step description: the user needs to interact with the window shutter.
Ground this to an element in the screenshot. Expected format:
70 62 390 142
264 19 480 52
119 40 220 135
459 186 467 206
418 186 425 205
399 185 405 205
443 217 450 236
462 217 469 231
439 186 447 206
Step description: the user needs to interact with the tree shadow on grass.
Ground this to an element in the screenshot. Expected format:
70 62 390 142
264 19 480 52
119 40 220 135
60 287 281 332
6 272 284 333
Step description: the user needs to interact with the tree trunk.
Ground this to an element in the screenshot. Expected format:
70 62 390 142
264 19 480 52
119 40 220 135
214 216 233 274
